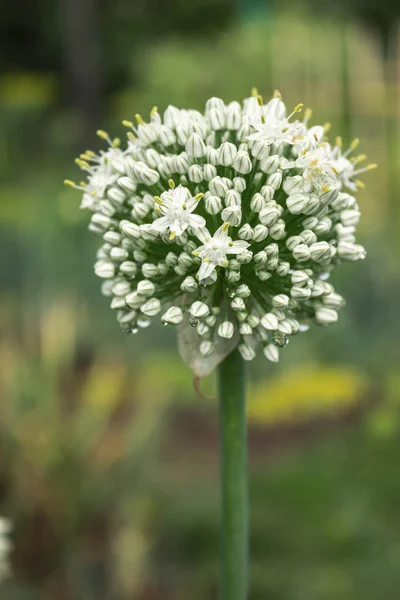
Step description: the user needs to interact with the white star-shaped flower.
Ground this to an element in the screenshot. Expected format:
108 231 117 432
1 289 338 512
152 185 206 239
194 224 250 280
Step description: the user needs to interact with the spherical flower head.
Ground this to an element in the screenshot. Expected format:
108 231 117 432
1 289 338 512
67 91 374 376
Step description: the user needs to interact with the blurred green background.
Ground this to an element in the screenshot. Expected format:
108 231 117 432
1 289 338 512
1 0 400 598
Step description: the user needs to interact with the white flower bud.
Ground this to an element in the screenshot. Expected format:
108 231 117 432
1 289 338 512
137 279 156 296
205 195 222 215
221 205 242 226
209 108 226 130
203 163 217 181
188 164 203 183
233 151 253 174
110 247 128 261
260 185 275 201
276 261 290 276
141 263 159 277
299 229 317 245
140 297 161 316
259 206 280 226
218 321 235 339
310 241 331 262
341 209 360 227
238 224 253 240
131 203 149 220
103 231 122 245
197 322 210 336
302 216 319 230
95 261 115 278
322 293 344 308
181 276 198 293
277 320 292 335
218 142 237 166
315 307 338 325
225 189 241 207
118 310 137 324
302 196 320 215
291 270 309 286
91 214 112 230
161 306 183 325
189 301 210 318
176 124 190 145
138 316 151 328
286 193 309 214
209 176 228 197
185 133 206 158
283 175 303 195
206 97 225 113
272 294 289 309
238 344 256 361
239 323 253 336
231 297 245 311
111 297 126 309
120 261 137 278
247 314 260 328
263 344 279 362
291 286 312 300
337 241 366 261
286 235 302 251
250 140 270 160
112 280 131 296
159 126 176 147
260 155 280 174
107 187 125 205
139 168 160 186
126 291 146 309
233 177 247 192
269 220 285 240
314 217 332 235
261 313 279 331
267 171 282 189
206 147 220 166
292 243 311 261
200 341 214 357
310 281 327 297
226 107 242 130
250 193 265 213
252 224 269 242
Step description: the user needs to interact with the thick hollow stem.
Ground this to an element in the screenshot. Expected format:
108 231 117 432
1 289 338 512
218 348 248 600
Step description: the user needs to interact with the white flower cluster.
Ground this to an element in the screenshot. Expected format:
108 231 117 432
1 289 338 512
67 91 375 364
0 517 11 584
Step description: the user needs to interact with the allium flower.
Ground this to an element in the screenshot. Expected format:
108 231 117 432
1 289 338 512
66 91 375 374
0 517 11 583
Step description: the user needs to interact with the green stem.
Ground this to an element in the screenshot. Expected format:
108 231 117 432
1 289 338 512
218 348 248 600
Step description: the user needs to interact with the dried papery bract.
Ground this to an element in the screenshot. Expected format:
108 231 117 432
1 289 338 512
67 92 373 375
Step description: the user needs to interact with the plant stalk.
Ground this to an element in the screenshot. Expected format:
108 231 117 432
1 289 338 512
218 348 248 600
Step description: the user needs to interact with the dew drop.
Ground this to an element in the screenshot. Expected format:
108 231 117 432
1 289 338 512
272 331 288 348
189 317 199 327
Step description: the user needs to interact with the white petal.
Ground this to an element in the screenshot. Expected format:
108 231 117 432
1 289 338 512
197 261 216 280
151 216 170 232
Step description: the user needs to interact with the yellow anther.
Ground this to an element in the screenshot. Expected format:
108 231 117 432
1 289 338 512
331 166 339 174
304 108 313 121
323 122 331 132
351 138 360 150
168 179 175 189
310 159 318 167
257 94 264 106
228 242 233 247
64 179 76 188
301 148 308 156
192 250 200 257
155 206 162 214
127 132 136 142
80 153 92 161
222 222 230 231
356 180 365 189
294 103 303 113
96 130 109 140
322 184 331 192
251 87 258 97
194 193 204 201
154 196 163 205
203 257 210 263
85 150 96 157
355 154 367 163
79 181 87 187
335 136 343 148
135 113 144 125
182 203 187 210
112 137 120 148
222 260 229 267
90 191 97 197
367 163 377 170
150 106 158 117
75 158 89 169
169 231 176 240
273 89 281 98
260 115 266 124
122 120 134 128
282 126 288 133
